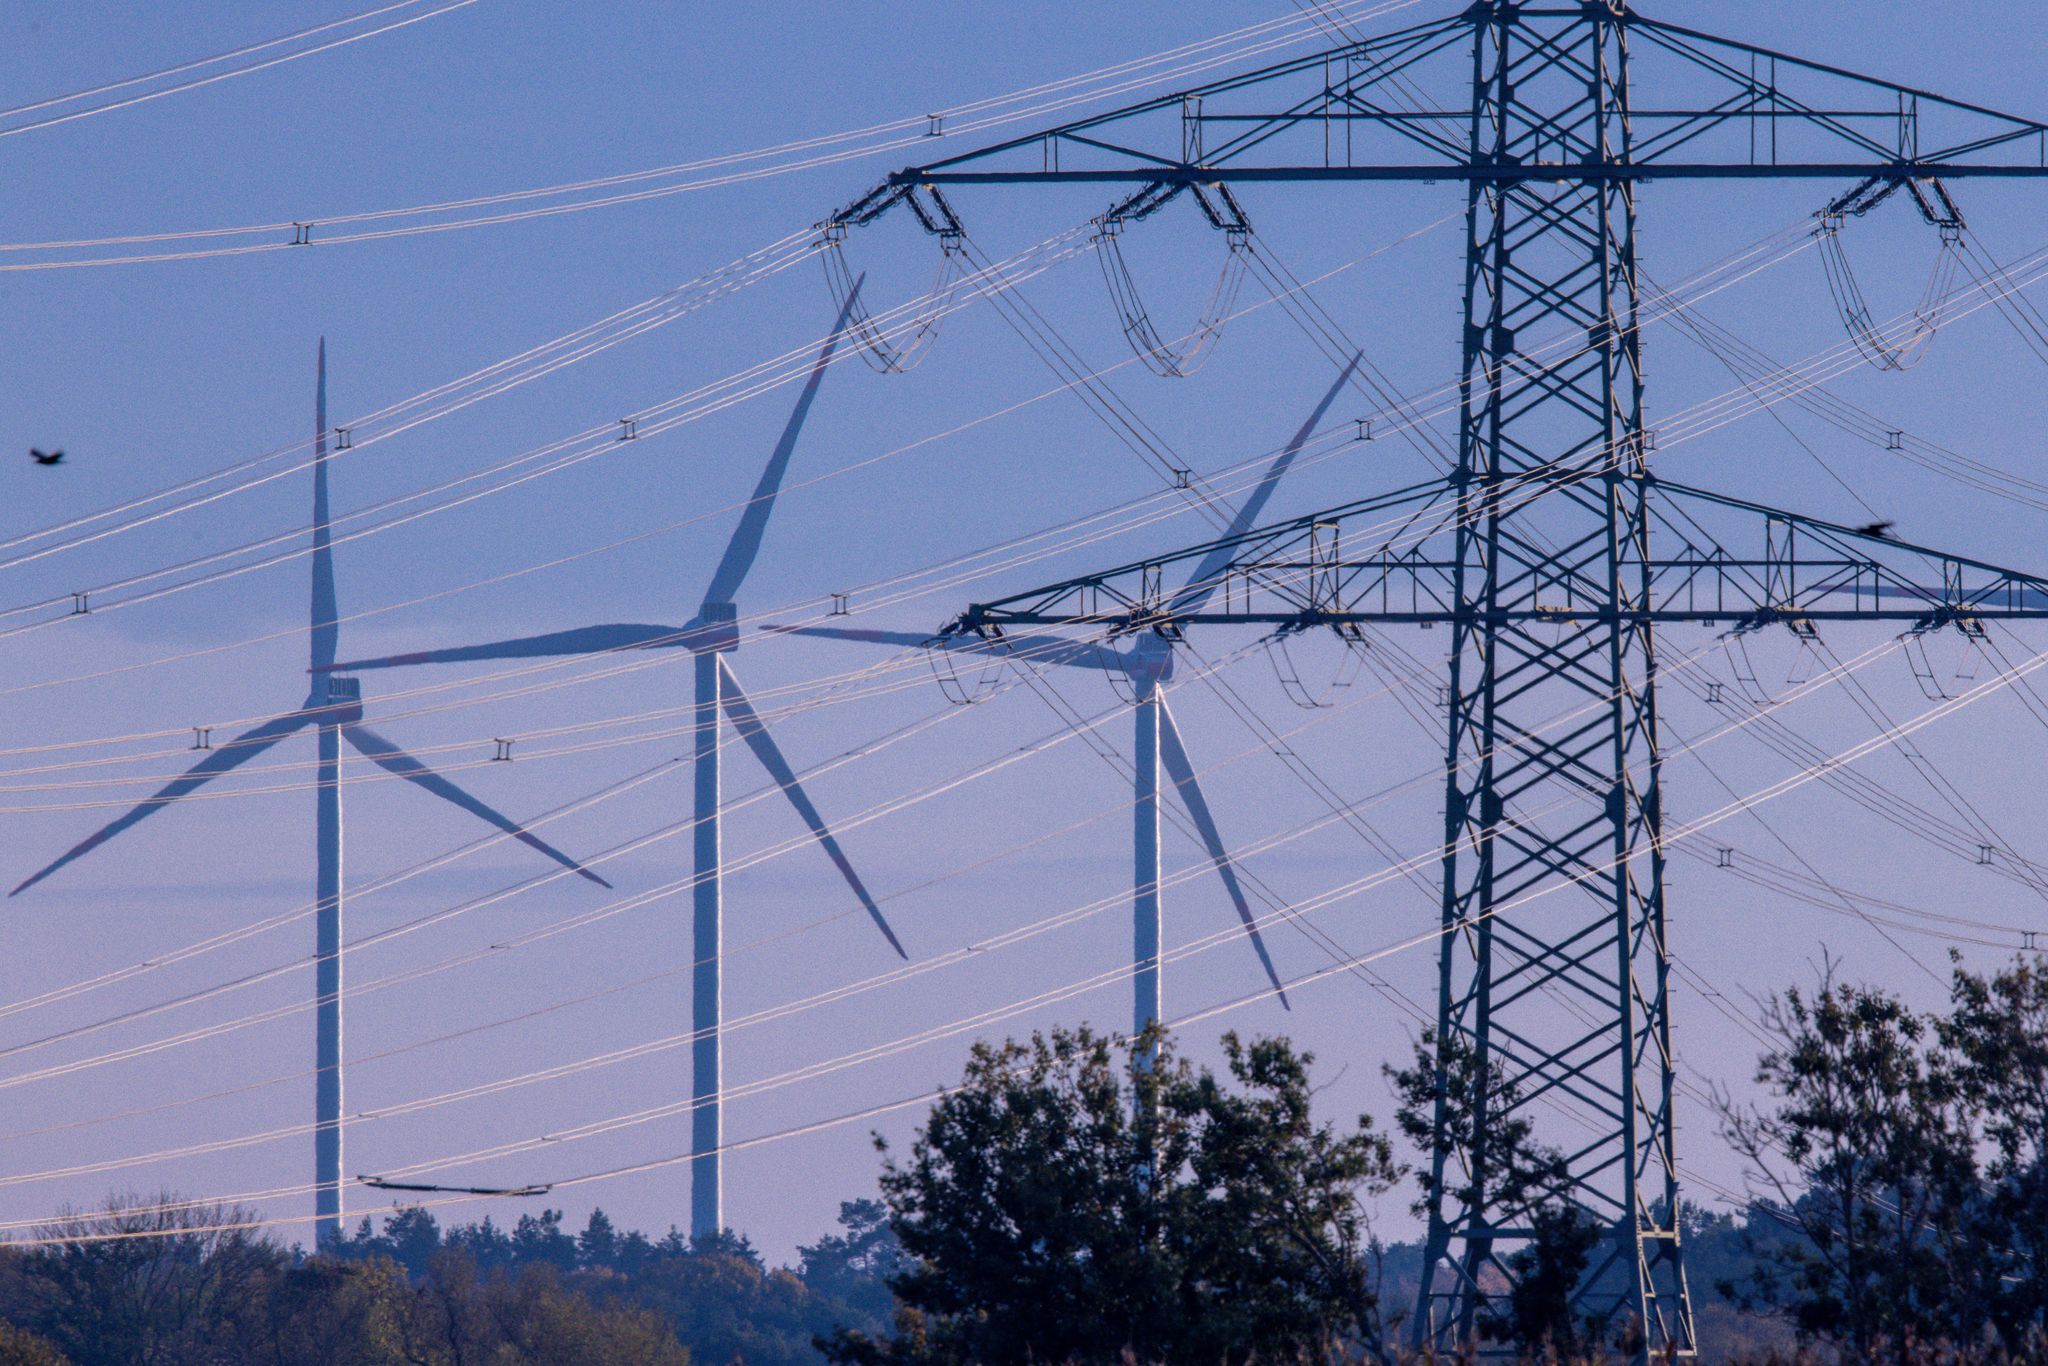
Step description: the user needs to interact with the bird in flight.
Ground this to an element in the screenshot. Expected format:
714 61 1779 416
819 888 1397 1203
29 448 63 466
1853 520 1896 540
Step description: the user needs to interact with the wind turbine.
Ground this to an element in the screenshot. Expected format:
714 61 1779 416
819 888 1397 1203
12 341 610 1249
775 356 1361 1037
315 288 906 1239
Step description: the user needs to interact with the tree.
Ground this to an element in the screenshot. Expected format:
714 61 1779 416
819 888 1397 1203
5 1194 284 1365
0 1321 68 1366
575 1209 621 1272
623 1233 819 1366
441 1215 515 1275
394 1245 692 1365
1940 956 2048 1342
257 1257 414 1366
471 1262 691 1365
332 1207 444 1280
829 1025 1397 1366
1716 964 1985 1351
1387 1029 1608 1356
509 1209 579 1273
799 1200 908 1334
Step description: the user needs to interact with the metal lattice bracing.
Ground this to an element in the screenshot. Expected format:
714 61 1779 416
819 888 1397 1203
1424 3 1689 1349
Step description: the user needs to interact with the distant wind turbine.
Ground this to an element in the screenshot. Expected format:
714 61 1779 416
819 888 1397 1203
317 286 904 1239
12 342 610 1249
774 355 1362 1037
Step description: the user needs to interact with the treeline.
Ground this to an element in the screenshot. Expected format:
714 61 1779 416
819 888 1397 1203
0 1192 1793 1366
0 955 2041 1364
0 1198 901 1365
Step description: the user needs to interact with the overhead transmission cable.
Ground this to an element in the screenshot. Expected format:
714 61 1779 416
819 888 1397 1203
0 601 1916 1110
16 620 2039 1239
0 0 1430 270
1654 272 2048 514
0 641 1470 1185
12 210 2031 1064
0 228 827 569
0 230 1097 654
4 229 1982 794
0 202 1845 707
19 245 2048 1253
0 208 1482 749
1173 204 2039 1002
0 0 483 141
4 493 1998 1187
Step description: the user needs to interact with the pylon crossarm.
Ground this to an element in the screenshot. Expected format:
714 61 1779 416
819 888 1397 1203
939 477 1447 637
1628 16 2048 166
823 14 1471 225
946 475 2048 633
1653 478 2048 622
829 6 2048 225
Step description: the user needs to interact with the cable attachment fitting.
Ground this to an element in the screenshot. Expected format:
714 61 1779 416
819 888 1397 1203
1815 175 1964 371
1093 181 1254 378
820 185 968 375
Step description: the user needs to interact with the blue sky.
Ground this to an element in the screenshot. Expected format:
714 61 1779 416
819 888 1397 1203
3 0 2047 1262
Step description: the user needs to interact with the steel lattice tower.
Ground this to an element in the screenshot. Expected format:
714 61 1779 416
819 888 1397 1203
825 2 2048 1355
1427 4 1683 1344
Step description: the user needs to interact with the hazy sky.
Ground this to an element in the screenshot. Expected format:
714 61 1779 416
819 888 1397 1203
3 0 2047 1263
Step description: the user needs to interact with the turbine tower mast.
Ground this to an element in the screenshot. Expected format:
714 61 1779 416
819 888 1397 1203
311 339 347 1245
14 344 611 1251
318 293 907 1241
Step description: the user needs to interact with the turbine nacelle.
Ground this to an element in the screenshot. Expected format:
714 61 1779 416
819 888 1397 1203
1123 634 1177 692
307 674 366 723
691 603 741 655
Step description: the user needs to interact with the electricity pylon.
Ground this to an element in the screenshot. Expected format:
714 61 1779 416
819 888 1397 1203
823 3 2048 1355
12 343 610 1248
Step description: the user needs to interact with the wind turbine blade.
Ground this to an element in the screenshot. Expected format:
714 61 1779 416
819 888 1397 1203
1173 353 1361 616
311 339 339 674
716 658 907 959
341 724 611 887
698 279 865 611
1868 582 2048 609
760 624 940 650
762 624 1129 673
1155 699 1290 1009
12 711 316 896
323 622 696 672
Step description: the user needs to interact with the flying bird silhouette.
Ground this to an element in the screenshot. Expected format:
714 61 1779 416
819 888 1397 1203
1853 520 1896 540
29 448 63 466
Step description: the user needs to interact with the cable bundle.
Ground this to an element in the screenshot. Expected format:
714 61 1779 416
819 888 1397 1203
1094 225 1250 378
823 234 967 374
1816 211 1965 371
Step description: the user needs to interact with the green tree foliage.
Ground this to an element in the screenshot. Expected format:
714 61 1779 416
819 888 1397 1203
6 1194 284 1365
798 1200 908 1331
1719 956 2048 1354
827 1025 1398 1366
0 1320 69 1366
1940 955 2048 1341
9 979 2040 1364
334 1205 901 1365
408 1256 690 1365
